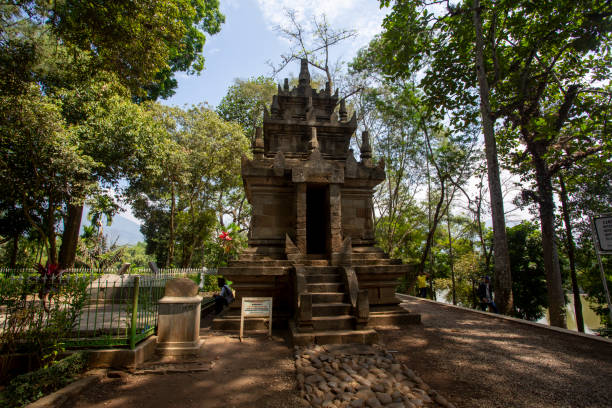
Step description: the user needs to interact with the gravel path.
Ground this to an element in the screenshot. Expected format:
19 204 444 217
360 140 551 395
382 296 612 408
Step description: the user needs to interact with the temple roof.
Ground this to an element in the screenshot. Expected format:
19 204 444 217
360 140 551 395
261 59 357 159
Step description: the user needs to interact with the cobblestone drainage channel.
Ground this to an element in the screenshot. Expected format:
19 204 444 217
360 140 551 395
294 344 456 408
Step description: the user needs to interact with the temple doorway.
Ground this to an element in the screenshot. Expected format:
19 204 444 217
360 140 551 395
306 185 330 255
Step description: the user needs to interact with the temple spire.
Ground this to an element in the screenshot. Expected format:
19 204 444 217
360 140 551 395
298 58 311 87
360 130 372 166
339 99 348 121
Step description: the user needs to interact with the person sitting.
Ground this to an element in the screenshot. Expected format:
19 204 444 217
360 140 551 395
477 275 499 313
213 277 234 315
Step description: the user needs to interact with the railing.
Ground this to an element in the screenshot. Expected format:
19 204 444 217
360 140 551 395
0 268 218 350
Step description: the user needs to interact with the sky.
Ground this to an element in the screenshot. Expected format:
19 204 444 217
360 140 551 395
162 0 388 108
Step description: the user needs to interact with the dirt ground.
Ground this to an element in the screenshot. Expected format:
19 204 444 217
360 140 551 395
70 298 612 408
384 296 612 408
70 314 307 408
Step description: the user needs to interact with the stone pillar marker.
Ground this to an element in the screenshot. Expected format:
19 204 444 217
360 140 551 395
156 278 204 356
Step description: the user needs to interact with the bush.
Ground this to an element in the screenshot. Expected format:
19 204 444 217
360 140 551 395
0 351 88 407
0 275 90 377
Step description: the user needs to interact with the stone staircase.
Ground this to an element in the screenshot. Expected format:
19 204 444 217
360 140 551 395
213 246 420 344
290 260 379 345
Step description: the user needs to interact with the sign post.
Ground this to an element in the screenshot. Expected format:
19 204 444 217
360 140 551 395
591 215 612 323
239 297 273 341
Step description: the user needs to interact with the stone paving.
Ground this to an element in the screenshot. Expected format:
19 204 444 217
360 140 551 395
294 344 455 408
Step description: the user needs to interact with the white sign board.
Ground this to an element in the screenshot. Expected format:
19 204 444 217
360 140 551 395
594 216 612 252
240 297 272 340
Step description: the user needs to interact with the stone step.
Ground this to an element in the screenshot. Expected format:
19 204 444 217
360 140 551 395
307 282 344 293
229 260 291 267
290 322 379 346
301 259 330 266
312 302 352 317
351 252 388 260
351 246 386 254
311 292 346 303
305 274 342 284
217 266 290 276
312 315 354 331
304 266 340 274
353 264 414 274
350 258 402 266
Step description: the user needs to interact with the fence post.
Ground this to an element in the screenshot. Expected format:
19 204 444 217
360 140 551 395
129 276 140 349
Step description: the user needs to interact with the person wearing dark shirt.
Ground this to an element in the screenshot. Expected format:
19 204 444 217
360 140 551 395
477 276 498 313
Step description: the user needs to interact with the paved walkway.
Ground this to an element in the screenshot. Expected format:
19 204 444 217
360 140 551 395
384 296 612 408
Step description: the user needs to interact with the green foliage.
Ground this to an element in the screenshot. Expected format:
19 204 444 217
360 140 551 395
0 351 88 407
216 76 277 141
1 0 225 99
120 243 149 268
576 237 612 329
0 275 90 377
1 0 225 268
202 223 247 268
506 222 549 321
127 104 250 267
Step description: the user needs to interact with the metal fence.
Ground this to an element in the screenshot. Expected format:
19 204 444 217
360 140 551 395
0 268 217 349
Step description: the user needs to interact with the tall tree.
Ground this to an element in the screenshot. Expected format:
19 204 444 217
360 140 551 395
1 0 225 267
369 0 611 324
127 104 249 267
361 0 514 314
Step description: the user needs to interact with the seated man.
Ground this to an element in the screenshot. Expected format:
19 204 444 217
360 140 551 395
213 277 234 314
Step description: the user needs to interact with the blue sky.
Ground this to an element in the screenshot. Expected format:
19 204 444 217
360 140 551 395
163 0 388 108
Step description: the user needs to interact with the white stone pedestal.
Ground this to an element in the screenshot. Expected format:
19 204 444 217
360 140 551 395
156 279 204 356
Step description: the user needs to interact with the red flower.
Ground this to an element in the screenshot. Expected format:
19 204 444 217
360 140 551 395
218 231 232 241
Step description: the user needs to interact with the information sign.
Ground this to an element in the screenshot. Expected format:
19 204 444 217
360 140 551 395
591 215 612 323
240 297 272 340
594 215 612 252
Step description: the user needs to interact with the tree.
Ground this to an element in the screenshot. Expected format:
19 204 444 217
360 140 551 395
507 222 549 321
1 0 225 99
216 76 277 141
0 85 95 264
1 0 225 267
270 9 356 92
360 0 514 314
127 104 249 267
370 0 612 325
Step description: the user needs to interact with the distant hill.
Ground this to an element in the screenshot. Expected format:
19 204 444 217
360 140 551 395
80 207 144 246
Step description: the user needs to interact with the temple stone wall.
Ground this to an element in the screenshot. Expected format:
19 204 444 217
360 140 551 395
249 186 295 243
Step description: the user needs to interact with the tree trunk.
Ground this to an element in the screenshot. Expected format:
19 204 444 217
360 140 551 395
58 204 84 269
532 153 566 328
447 199 456 305
167 183 176 267
47 204 57 265
9 236 18 268
472 0 513 314
418 178 445 275
560 174 582 330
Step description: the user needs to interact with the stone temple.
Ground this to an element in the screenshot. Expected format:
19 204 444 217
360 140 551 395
213 59 419 344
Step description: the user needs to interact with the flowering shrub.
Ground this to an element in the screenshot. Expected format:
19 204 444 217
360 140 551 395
203 223 245 268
